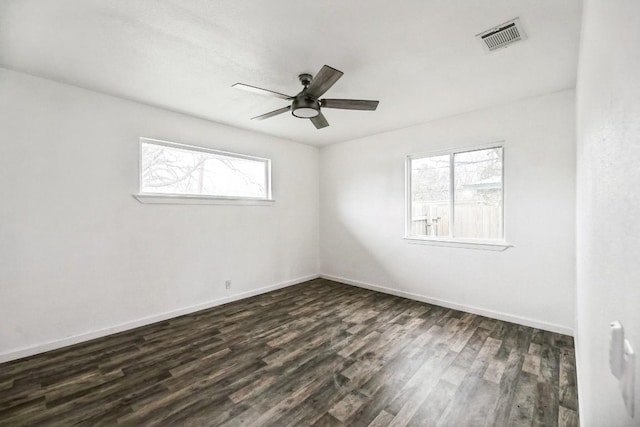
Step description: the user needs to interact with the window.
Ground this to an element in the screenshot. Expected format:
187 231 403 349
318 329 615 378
139 138 271 200
407 145 504 243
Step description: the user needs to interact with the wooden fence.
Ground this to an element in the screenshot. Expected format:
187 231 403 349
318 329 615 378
411 201 502 239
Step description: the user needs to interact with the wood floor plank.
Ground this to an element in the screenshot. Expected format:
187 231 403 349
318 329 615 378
438 377 500 426
368 410 395 427
559 348 578 411
484 347 525 426
408 379 456 426
387 350 457 427
0 279 578 426
329 392 367 423
436 334 503 426
506 371 538 426
558 405 579 427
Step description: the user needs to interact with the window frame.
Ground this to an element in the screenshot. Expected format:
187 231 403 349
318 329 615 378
405 142 510 250
134 137 274 205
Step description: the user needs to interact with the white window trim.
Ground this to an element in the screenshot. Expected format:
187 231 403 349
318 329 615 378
402 237 512 251
405 142 511 250
134 137 274 205
133 194 275 206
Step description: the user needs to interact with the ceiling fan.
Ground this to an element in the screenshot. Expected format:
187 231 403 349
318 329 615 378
232 65 379 130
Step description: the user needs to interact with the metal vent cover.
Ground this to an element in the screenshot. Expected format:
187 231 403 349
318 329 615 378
476 18 527 52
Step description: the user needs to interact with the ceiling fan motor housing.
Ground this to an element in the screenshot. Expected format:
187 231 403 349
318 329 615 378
291 95 320 118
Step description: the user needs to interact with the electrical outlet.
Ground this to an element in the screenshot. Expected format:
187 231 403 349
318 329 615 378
609 321 635 417
621 339 635 417
610 321 624 378
225 280 231 290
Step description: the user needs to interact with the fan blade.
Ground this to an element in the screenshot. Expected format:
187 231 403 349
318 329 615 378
232 83 292 100
251 106 291 120
305 65 344 99
321 99 379 111
310 112 329 129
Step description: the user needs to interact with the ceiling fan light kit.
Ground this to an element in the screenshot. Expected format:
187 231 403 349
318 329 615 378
291 95 320 118
233 65 379 130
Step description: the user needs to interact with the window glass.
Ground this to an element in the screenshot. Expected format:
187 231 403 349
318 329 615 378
408 145 504 241
140 140 270 199
410 155 450 237
453 147 503 239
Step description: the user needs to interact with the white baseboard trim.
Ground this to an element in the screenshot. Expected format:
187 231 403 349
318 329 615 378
320 274 574 336
0 274 319 364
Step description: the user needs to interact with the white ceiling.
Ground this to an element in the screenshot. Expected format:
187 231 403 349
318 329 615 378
0 0 582 146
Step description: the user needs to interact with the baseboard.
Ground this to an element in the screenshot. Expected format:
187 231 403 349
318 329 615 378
0 274 319 364
320 274 574 336
1 272 572 364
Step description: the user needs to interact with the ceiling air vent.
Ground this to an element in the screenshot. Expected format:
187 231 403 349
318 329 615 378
476 18 527 52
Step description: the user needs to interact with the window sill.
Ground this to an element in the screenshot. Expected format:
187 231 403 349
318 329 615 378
403 237 512 251
133 194 275 206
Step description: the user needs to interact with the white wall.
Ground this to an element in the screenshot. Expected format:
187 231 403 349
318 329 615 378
320 90 576 334
0 68 319 362
576 0 640 424
0 66 579 365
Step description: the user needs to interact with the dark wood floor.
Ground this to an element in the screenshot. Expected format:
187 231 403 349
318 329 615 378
0 278 578 426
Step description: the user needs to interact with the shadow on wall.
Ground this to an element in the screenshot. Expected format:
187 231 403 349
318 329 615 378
321 210 398 288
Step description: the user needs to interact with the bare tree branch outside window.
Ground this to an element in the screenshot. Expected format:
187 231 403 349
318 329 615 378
140 141 269 199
